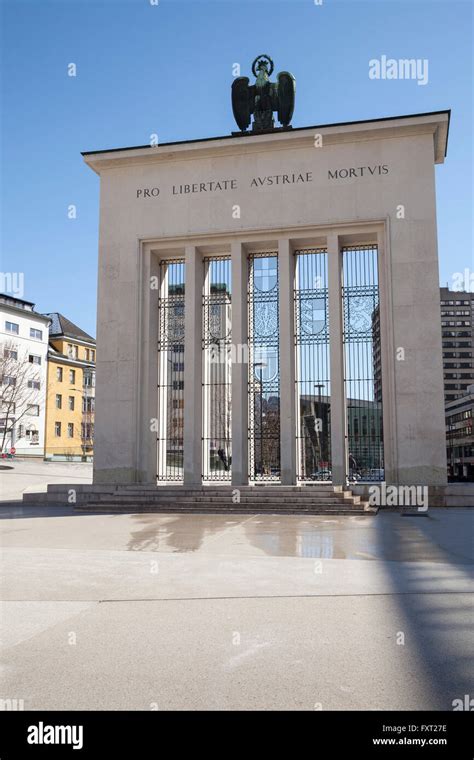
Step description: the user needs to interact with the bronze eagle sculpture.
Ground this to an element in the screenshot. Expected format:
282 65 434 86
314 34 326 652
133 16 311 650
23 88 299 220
232 55 296 133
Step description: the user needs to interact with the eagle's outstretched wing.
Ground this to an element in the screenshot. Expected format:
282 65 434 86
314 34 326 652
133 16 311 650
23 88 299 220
276 71 296 127
231 77 254 131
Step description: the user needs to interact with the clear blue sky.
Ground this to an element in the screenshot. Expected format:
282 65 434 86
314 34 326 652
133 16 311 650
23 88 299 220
1 0 472 338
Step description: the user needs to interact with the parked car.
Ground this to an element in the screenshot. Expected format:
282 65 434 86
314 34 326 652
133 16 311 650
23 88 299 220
348 471 361 482
366 468 385 481
310 469 332 481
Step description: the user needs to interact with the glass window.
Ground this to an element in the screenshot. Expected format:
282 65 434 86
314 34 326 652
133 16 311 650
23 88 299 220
67 423 74 438
30 328 43 339
29 354 41 365
56 394 62 409
57 367 63 382
5 321 19 334
82 397 95 413
55 422 61 437
69 369 76 384
27 404 39 416
68 396 75 411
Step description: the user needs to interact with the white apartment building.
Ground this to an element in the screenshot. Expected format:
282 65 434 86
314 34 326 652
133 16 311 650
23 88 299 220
0 294 50 457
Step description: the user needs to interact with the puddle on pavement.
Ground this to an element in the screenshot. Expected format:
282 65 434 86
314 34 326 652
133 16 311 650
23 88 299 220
125 512 469 563
127 514 243 553
126 513 371 558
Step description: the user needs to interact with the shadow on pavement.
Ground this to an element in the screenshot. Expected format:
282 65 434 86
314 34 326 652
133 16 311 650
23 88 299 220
374 509 474 710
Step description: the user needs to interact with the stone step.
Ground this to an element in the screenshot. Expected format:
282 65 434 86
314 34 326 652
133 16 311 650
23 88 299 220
46 483 337 494
92 485 344 493
94 493 352 503
110 488 337 496
94 498 361 507
92 502 359 509
25 488 339 501
78 498 369 511
22 487 368 512
77 503 369 515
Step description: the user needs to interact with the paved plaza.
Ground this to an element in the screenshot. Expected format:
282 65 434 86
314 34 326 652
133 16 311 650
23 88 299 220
0 459 92 503
0 465 472 711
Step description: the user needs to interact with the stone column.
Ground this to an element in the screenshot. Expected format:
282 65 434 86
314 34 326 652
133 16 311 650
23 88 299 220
377 227 397 484
183 245 203 485
278 238 297 484
327 233 347 486
136 246 159 483
231 241 248 486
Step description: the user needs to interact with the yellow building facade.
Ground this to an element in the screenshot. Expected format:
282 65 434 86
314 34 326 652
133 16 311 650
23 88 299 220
44 314 95 460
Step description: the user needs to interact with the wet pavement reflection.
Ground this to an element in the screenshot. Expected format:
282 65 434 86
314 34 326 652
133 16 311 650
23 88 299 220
127 515 245 553
127 511 474 564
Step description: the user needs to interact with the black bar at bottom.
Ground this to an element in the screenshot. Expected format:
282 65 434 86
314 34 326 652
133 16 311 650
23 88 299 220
0 710 472 758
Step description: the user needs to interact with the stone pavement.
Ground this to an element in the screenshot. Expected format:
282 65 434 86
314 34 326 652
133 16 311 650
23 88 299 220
0 458 92 502
0 504 472 710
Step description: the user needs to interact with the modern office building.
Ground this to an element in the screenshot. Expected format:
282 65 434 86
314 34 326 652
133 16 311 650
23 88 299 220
446 384 474 481
440 287 473 404
43 313 96 461
0 294 50 457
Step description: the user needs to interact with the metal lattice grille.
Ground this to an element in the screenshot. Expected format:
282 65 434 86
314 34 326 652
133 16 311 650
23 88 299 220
202 256 232 481
248 252 280 481
342 246 384 482
294 249 331 482
157 260 185 482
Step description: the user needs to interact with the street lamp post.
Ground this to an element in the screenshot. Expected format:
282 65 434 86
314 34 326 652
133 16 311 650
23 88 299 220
314 383 325 470
254 361 267 478
448 421 454 480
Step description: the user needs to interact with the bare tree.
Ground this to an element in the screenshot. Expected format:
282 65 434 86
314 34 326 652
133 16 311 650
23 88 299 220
0 342 41 452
